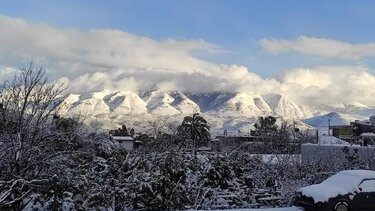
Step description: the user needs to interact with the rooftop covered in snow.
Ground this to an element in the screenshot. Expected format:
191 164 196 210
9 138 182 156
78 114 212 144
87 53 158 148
112 136 134 141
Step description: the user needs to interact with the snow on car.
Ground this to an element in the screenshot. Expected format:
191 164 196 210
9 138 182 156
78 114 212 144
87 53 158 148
295 170 375 211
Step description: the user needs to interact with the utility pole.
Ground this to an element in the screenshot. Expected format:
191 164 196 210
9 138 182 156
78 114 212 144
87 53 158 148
328 118 331 136
293 120 296 142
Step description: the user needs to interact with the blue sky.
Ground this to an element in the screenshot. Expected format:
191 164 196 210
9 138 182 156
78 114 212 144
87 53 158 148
1 0 375 77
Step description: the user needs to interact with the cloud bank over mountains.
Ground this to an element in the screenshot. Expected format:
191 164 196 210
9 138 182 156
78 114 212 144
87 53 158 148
260 36 375 60
1 15 375 107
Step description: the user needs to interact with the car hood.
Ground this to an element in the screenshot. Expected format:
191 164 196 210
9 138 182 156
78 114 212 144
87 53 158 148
298 183 354 203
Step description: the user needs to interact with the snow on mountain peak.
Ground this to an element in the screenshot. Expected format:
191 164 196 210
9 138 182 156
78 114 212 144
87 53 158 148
263 94 311 119
145 90 180 115
56 89 338 133
215 93 271 117
59 90 311 119
57 89 375 132
304 112 350 128
80 90 111 100
170 91 200 114
69 93 111 117
105 91 147 114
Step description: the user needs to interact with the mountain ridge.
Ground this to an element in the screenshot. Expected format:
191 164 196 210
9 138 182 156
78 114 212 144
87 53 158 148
59 89 375 132
61 89 310 119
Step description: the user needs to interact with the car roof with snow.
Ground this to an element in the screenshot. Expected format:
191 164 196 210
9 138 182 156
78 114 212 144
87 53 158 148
324 170 375 185
298 170 375 203
316 170 375 194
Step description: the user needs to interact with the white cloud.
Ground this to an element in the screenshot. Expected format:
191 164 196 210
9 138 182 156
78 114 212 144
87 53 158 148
0 67 19 82
0 15 221 77
260 36 375 59
0 15 273 94
2 15 375 108
277 66 375 106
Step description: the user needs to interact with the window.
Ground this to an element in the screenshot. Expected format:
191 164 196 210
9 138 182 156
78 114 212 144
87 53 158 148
358 179 375 192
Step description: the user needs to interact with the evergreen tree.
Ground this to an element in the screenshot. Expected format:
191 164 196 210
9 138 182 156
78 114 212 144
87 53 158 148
109 124 129 136
177 113 210 149
252 116 278 137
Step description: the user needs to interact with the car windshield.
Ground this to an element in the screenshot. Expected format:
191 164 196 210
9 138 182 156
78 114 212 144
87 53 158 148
358 179 375 192
322 172 362 187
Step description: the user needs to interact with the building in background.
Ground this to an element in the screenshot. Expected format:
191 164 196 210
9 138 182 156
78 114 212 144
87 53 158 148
112 136 134 151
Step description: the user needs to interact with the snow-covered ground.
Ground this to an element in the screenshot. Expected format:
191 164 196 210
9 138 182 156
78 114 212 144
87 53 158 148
318 135 349 145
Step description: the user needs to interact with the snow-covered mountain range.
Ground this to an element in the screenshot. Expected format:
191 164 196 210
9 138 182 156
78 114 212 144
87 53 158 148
58 89 375 133
60 90 310 118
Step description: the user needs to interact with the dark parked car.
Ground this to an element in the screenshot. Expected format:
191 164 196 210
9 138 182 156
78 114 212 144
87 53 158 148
294 170 375 211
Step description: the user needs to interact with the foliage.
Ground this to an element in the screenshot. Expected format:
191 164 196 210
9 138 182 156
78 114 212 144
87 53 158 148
252 116 278 136
250 116 307 154
342 146 366 169
177 113 211 148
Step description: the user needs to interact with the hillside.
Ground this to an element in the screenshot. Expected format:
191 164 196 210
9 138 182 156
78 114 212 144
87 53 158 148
59 89 375 132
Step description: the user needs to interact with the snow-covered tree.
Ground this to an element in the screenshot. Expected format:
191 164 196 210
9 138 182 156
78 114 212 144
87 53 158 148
177 113 210 149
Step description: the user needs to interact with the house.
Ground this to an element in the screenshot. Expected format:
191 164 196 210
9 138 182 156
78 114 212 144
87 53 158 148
352 120 374 136
329 118 375 142
329 125 354 141
112 136 134 151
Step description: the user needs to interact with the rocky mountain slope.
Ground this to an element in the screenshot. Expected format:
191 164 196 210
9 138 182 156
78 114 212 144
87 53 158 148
61 90 310 119
58 89 375 132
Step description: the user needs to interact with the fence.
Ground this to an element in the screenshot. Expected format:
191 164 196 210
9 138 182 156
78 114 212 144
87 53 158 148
301 144 375 168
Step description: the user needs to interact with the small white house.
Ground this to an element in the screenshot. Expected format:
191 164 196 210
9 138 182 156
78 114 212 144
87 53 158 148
112 136 134 151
